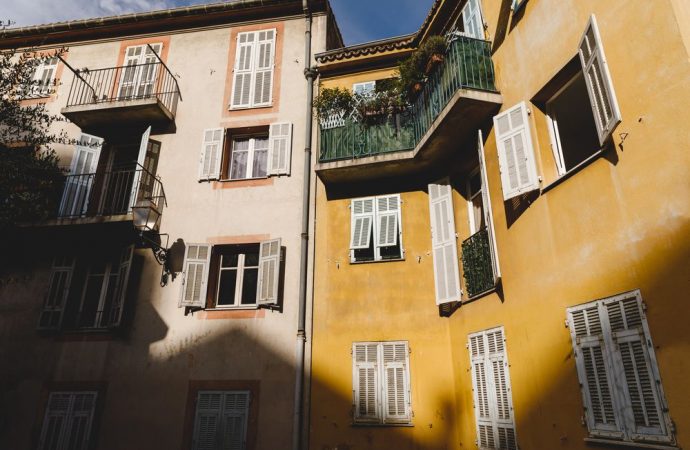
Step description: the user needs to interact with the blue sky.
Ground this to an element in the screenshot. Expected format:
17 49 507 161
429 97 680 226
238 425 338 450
4 0 435 46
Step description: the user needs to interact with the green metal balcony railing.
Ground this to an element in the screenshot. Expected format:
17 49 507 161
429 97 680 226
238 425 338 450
319 35 497 162
461 227 496 298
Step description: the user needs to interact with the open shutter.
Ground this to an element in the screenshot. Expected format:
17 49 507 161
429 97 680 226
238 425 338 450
428 183 461 305
38 256 74 330
130 126 151 208
604 295 669 441
193 392 223 450
60 134 103 217
578 15 621 145
493 102 539 200
257 238 280 305
253 29 275 106
267 122 292 175
382 342 411 423
353 343 379 422
477 130 501 282
567 303 622 437
375 195 400 248
350 198 374 250
179 244 211 308
199 128 224 181
107 245 134 327
231 32 255 108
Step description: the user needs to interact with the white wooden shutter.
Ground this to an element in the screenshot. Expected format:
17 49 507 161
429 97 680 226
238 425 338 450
130 126 151 208
107 245 134 327
382 342 411 423
199 128 224 181
353 343 380 422
38 256 74 330
477 130 501 282
257 238 281 305
179 244 211 308
469 328 517 450
604 294 669 441
428 183 461 305
578 15 621 146
253 29 275 106
268 122 292 175
350 198 374 250
193 392 223 450
375 195 400 248
231 32 255 108
493 102 539 200
38 392 97 450
567 303 622 437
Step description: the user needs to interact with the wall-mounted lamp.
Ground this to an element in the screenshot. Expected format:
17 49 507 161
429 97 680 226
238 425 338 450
132 200 171 286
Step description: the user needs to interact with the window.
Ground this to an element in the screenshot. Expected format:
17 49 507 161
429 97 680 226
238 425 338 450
349 194 403 263
37 391 98 450
118 43 163 100
191 391 250 450
352 341 411 424
454 0 483 39
27 56 59 97
467 170 485 234
198 123 292 181
493 101 540 200
179 240 281 309
352 81 375 96
428 182 461 304
230 29 276 109
566 291 674 445
38 246 134 331
468 327 517 450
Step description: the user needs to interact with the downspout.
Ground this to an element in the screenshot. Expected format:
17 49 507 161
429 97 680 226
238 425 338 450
293 0 315 449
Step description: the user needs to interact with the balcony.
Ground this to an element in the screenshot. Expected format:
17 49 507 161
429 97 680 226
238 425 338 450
460 228 496 299
316 36 502 184
52 164 166 228
61 60 180 133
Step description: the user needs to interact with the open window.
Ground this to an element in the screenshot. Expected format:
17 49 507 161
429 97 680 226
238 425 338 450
349 195 403 263
178 239 282 310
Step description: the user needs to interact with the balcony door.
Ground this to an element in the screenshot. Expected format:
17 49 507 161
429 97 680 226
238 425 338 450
129 126 162 210
117 43 163 100
59 134 103 217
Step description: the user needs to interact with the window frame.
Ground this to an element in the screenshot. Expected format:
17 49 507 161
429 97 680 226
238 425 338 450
211 244 261 309
566 290 675 445
352 341 412 425
349 194 404 264
226 134 269 181
37 390 99 450
191 390 251 450
29 56 59 98
352 81 375 96
229 29 276 110
466 167 485 235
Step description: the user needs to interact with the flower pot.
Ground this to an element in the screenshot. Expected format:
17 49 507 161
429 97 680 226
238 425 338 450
425 53 445 74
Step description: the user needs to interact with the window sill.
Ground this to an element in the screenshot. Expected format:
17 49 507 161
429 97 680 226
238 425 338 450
228 104 272 111
350 257 405 265
463 286 497 303
585 438 678 450
196 308 266 320
351 421 413 428
212 177 273 189
541 150 603 194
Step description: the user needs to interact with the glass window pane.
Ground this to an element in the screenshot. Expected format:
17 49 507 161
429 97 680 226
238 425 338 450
241 268 258 304
244 251 259 267
252 150 267 178
221 253 239 268
217 270 238 306
230 151 248 179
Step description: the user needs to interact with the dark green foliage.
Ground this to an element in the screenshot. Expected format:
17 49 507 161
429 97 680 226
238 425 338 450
397 35 448 100
312 87 355 123
461 228 495 298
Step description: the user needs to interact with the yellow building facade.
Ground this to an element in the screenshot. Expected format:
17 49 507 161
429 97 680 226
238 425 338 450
310 1 690 449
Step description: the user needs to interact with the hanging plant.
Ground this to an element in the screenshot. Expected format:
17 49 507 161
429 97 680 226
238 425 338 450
421 35 447 74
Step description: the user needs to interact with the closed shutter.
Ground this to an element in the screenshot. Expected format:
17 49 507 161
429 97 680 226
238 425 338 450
267 122 292 175
375 195 400 248
350 198 374 250
253 29 275 106
220 392 250 450
477 130 501 281
382 342 411 423
257 238 281 305
353 343 379 422
469 328 517 450
107 245 134 327
578 15 621 145
199 128 224 181
428 182 461 305
38 256 75 330
179 244 211 308
604 295 668 440
231 32 255 108
193 392 223 450
493 102 539 200
567 303 622 437
38 392 97 450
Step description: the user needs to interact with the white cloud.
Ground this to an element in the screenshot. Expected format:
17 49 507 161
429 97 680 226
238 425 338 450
3 0 188 28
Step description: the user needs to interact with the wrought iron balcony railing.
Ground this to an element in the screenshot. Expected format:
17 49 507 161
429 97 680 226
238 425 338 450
461 227 496 298
65 61 180 117
319 35 497 162
57 164 166 224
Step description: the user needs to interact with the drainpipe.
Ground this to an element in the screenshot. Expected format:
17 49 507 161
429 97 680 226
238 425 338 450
293 0 315 449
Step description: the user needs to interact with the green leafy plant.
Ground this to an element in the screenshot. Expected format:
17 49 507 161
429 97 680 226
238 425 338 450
397 35 448 100
312 87 355 123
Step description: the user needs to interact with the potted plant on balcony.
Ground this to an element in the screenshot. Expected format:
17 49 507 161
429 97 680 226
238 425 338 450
421 35 447 74
312 87 355 126
398 50 426 100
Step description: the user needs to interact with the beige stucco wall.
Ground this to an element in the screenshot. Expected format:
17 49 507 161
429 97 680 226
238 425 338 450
0 12 327 450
